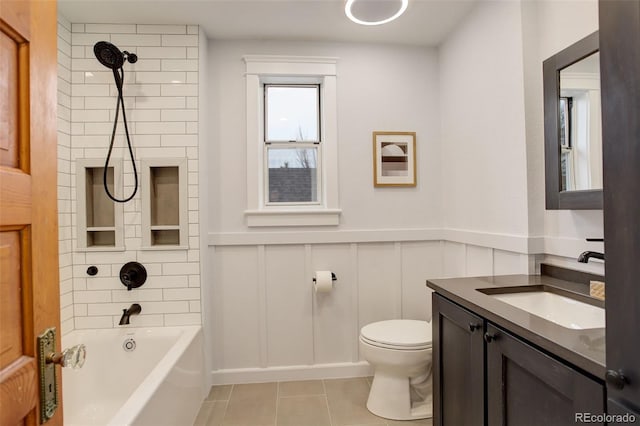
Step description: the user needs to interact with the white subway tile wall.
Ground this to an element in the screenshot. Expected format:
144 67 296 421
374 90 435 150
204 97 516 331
56 22 202 332
58 16 74 335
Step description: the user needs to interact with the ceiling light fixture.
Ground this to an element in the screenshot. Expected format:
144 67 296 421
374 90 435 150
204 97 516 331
345 0 409 26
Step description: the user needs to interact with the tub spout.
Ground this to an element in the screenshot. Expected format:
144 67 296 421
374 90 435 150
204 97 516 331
119 303 142 325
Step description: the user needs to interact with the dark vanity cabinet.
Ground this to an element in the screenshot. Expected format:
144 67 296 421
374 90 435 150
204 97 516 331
433 294 606 426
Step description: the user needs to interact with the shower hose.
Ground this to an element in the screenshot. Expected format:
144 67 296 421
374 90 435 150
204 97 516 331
103 66 138 203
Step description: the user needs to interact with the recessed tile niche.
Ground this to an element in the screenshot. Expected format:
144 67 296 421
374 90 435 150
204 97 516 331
141 159 188 249
76 159 124 250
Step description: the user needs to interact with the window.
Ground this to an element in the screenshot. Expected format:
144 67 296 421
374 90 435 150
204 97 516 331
244 56 340 227
265 85 321 205
265 85 320 142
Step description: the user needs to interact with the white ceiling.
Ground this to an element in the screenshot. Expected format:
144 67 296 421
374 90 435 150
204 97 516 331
58 0 478 46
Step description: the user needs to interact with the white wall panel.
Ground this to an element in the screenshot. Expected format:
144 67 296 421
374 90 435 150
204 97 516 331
443 241 466 278
465 244 494 277
265 245 312 366
401 241 442 322
215 246 261 369
311 244 354 364
209 238 534 379
494 249 529 275
357 243 399 331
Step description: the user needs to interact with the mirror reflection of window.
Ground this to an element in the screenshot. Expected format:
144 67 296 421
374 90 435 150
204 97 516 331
559 52 602 191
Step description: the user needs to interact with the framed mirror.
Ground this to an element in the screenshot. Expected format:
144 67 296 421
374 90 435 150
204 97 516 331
544 31 602 209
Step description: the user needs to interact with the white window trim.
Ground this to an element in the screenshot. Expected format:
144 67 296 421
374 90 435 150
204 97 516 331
244 55 341 227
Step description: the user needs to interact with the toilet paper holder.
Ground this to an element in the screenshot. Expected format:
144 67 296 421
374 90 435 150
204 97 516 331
312 272 337 283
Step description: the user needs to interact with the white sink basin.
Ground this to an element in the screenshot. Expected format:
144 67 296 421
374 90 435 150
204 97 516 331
491 291 605 330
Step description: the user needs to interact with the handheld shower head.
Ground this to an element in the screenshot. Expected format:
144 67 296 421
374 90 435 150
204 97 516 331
94 41 125 70
92 41 140 203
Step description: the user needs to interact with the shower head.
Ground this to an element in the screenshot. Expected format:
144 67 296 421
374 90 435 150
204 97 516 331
94 41 125 70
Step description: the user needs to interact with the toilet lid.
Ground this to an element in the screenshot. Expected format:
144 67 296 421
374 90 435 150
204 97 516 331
360 320 432 349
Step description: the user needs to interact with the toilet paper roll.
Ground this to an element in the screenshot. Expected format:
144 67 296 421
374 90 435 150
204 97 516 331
314 271 333 293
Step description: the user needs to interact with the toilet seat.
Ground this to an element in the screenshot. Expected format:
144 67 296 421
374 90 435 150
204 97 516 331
360 320 432 351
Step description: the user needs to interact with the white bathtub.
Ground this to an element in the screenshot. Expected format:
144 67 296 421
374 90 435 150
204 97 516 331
62 326 205 426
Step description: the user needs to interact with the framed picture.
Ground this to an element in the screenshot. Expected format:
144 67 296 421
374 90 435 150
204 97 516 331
373 131 416 187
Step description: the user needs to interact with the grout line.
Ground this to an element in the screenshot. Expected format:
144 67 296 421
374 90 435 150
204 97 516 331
219 399 229 426
274 381 280 426
218 385 233 425
322 379 333 426
226 384 235 402
278 394 326 399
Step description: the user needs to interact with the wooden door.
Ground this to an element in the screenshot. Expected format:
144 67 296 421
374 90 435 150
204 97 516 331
0 0 62 425
600 0 640 417
485 324 605 426
432 294 485 426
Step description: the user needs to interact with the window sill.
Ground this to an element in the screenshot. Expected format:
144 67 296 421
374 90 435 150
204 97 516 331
245 209 341 227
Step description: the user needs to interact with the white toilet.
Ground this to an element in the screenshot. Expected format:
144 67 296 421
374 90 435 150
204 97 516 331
359 319 433 421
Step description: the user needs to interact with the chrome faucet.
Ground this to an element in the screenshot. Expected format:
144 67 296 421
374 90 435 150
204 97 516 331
578 251 605 263
119 303 142 325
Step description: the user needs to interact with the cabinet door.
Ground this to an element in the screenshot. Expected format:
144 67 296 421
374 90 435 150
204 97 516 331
486 324 605 426
432 294 485 426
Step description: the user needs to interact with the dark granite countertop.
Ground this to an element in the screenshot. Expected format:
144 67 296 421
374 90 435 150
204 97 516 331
427 273 606 380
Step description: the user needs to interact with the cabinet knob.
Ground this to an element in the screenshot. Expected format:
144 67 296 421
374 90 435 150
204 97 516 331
605 370 628 390
468 323 480 332
484 332 497 343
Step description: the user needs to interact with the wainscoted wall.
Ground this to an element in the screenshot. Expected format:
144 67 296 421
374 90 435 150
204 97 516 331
208 235 532 384
531 0 604 277
438 0 604 277
204 36 559 384
58 16 74 335
205 40 444 383
56 20 203 332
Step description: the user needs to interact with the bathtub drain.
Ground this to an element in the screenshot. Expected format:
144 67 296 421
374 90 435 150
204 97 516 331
123 337 136 352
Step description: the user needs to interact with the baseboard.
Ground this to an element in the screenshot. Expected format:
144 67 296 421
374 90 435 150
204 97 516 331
210 361 373 385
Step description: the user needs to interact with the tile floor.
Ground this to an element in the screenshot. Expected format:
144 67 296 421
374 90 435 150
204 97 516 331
193 377 432 426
